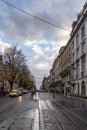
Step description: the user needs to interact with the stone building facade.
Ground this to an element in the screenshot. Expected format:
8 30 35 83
42 2 87 97
59 43 70 95
70 2 87 96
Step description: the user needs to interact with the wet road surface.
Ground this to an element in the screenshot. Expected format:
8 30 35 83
0 94 39 124
0 92 87 130
39 92 87 130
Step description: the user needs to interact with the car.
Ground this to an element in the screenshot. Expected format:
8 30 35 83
9 90 19 97
18 90 23 96
23 89 28 94
40 90 46 93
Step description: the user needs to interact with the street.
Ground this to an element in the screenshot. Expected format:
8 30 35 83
0 1 87 130
0 94 39 124
39 93 87 130
0 93 87 130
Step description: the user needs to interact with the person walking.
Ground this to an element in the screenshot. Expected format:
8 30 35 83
31 90 34 99
53 91 55 98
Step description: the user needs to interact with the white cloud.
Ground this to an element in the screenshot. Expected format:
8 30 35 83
29 61 50 88
32 44 44 56
46 55 56 62
45 47 50 51
0 0 86 88
33 55 39 60
24 39 49 47
0 40 10 53
24 40 34 47
35 63 49 70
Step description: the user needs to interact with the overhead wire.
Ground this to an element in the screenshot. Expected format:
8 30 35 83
0 0 70 32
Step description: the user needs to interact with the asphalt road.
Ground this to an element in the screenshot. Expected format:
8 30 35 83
0 92 87 130
0 94 39 124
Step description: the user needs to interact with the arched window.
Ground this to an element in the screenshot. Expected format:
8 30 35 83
81 81 85 95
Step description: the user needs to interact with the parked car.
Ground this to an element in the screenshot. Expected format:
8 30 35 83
23 89 28 94
9 90 19 97
18 90 23 96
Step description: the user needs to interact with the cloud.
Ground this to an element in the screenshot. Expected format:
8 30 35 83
0 0 86 47
35 63 49 70
31 43 59 63
45 47 50 51
0 39 10 52
0 0 86 88
29 61 50 88
32 45 44 56
33 55 40 60
0 0 83 43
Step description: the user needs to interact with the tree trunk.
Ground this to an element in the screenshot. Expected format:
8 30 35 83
10 82 13 90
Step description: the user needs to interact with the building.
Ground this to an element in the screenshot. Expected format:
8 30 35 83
70 2 87 96
49 68 54 92
45 76 50 91
58 46 65 94
53 56 61 93
59 43 71 95
47 2 87 97
41 76 50 91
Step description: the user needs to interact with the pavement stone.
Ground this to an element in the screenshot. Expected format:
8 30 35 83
9 109 39 130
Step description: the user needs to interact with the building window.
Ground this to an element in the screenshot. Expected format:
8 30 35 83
81 81 85 96
71 64 75 80
76 33 79 46
81 25 85 40
81 40 86 55
72 52 74 63
76 47 79 60
78 83 79 95
81 58 86 77
72 41 74 49
76 61 79 79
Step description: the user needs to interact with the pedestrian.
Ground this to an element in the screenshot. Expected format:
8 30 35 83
52 91 55 98
31 90 34 99
53 93 55 98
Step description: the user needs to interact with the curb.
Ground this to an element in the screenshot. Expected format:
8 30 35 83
33 109 39 130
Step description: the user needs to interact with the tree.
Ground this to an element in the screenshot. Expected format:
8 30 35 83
0 44 35 90
17 65 33 89
0 55 4 82
2 45 27 90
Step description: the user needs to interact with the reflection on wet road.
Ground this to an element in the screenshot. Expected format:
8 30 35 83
39 93 87 130
18 96 23 103
0 94 39 124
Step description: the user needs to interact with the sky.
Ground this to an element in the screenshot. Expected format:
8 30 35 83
0 0 86 89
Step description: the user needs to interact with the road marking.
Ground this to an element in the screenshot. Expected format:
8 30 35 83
33 109 39 130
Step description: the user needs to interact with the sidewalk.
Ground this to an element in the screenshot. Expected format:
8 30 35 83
0 93 39 130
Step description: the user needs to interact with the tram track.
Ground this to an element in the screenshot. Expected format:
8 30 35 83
44 100 85 130
44 100 64 130
54 99 87 125
57 95 87 109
